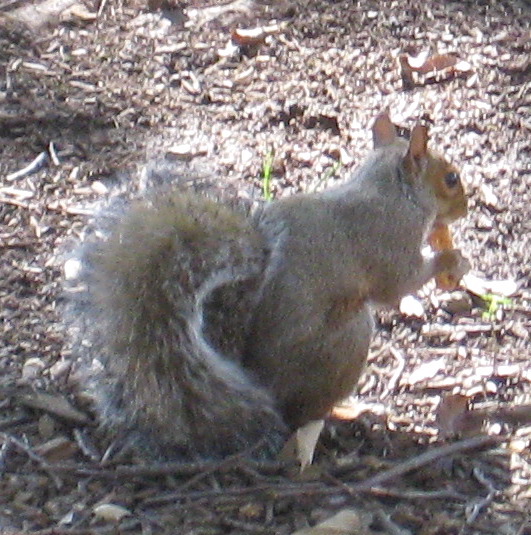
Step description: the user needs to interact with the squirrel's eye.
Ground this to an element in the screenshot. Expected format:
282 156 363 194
445 172 459 188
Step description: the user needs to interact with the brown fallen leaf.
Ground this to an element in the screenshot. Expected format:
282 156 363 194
93 503 131 523
9 0 80 32
279 419 324 471
61 3 97 22
399 294 425 317
436 394 481 439
408 358 447 385
291 509 373 535
400 51 472 88
35 436 78 462
461 273 519 297
231 23 283 47
16 391 90 425
231 27 267 47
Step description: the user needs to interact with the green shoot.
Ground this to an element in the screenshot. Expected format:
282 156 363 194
481 293 513 321
262 148 275 202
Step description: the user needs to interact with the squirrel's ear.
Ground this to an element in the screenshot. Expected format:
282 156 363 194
372 113 398 148
407 124 429 161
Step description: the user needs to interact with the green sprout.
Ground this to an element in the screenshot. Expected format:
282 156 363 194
262 148 275 202
481 293 513 321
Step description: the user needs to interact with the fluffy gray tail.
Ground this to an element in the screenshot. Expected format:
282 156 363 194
65 190 286 460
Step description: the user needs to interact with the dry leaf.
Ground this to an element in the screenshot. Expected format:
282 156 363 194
231 23 283 47
331 401 380 421
63 3 97 22
402 51 472 74
22 357 45 380
239 503 263 520
35 436 78 462
166 143 207 161
279 419 324 470
462 273 519 297
399 295 425 317
231 27 267 46
291 509 372 535
64 258 82 280
480 183 502 210
399 52 472 88
11 0 80 31
407 358 446 385
93 504 131 522
296 420 324 470
38 414 56 439
17 392 90 424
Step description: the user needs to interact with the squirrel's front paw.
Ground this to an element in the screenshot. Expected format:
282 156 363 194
435 249 471 290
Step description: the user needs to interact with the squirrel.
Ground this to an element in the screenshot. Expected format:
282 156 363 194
68 112 470 460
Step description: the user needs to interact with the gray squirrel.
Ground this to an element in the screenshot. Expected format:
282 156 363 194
68 113 469 459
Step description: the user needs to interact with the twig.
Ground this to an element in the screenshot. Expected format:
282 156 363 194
221 517 271 533
381 346 406 399
365 486 467 501
463 466 498 527
48 458 291 479
0 414 34 431
325 469 466 501
97 0 107 17
30 529 105 535
5 151 48 181
374 510 413 535
171 448 261 494
48 141 60 165
0 196 31 209
73 428 101 462
143 434 504 506
141 442 499 509
43 436 505 508
347 434 507 493
0 240 38 249
141 480 325 507
0 432 63 489
45 202 96 216
0 438 13 473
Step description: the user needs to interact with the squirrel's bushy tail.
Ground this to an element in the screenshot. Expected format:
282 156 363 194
67 191 286 459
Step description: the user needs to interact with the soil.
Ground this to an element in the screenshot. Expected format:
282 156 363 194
0 0 530 533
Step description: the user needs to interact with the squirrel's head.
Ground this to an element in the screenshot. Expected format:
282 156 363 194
372 112 468 224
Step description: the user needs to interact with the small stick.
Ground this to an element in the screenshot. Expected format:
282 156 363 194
374 510 413 535
369 486 467 501
0 196 30 209
48 141 60 165
380 346 406 399
348 434 506 493
463 466 497 526
5 151 48 181
0 432 63 489
97 0 107 17
48 458 291 479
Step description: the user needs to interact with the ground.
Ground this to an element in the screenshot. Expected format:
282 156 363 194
0 0 530 533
